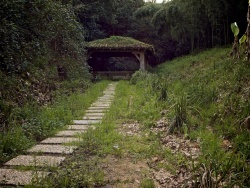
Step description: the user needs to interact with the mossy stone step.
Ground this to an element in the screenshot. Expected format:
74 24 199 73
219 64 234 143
91 104 111 107
73 120 101 125
55 130 86 137
41 137 81 144
83 116 103 120
67 125 95 130
86 109 106 113
4 155 65 167
27 145 77 154
88 106 110 110
0 169 49 186
97 98 113 100
85 113 105 116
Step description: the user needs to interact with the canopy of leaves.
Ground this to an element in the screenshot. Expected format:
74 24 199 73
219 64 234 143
132 0 247 60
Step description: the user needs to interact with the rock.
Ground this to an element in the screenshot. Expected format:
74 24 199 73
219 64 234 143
152 157 159 163
222 139 232 149
244 116 250 130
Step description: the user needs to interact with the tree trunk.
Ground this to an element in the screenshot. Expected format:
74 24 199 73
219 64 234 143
247 4 250 61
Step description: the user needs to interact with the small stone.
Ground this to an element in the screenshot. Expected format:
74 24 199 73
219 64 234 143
152 157 159 162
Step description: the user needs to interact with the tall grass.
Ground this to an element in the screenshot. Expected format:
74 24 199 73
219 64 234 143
127 47 250 186
0 81 109 163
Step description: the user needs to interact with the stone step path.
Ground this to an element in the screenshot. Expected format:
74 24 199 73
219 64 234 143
0 82 117 186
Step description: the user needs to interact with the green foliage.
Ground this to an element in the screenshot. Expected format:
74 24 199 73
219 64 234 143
174 95 187 128
0 128 31 163
0 81 109 163
0 0 87 74
40 152 105 188
239 34 247 44
192 131 250 187
155 47 250 186
140 178 155 188
133 0 245 60
118 47 250 187
231 22 240 37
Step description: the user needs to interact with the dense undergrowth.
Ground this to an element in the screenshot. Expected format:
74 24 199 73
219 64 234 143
0 81 109 164
129 47 250 187
0 0 97 164
24 47 250 187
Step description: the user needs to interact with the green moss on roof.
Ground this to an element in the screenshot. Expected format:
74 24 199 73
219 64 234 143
87 36 154 51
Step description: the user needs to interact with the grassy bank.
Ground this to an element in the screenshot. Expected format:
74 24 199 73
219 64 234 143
0 81 109 164
33 47 250 187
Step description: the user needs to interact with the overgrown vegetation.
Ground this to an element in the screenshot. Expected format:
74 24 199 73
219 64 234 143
1 0 250 187
0 81 109 164
0 0 95 163
30 47 250 187
133 47 250 186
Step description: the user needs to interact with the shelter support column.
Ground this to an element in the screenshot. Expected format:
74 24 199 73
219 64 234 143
132 52 146 71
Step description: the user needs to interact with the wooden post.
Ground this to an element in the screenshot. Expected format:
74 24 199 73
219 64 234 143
139 52 146 71
132 51 146 71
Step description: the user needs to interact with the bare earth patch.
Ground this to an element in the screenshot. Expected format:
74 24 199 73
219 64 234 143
99 118 201 188
100 156 150 188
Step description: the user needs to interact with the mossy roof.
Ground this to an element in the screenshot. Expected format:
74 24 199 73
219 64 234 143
87 36 154 52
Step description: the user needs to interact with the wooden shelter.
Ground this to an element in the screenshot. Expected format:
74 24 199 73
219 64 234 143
87 36 155 72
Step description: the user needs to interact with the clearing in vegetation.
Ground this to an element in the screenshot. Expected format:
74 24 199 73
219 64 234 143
1 47 249 187
24 47 250 188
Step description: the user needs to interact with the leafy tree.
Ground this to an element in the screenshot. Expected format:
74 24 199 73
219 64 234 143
0 0 87 75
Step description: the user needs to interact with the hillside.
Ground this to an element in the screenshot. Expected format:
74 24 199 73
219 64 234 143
30 47 250 187
129 47 250 187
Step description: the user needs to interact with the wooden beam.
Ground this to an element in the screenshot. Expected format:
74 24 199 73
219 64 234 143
132 52 146 71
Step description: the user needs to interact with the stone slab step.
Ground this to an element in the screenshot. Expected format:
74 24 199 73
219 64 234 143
102 94 114 97
85 113 105 117
104 93 115 95
94 101 112 104
92 102 111 105
41 137 81 144
88 107 109 110
86 110 106 113
0 169 49 186
73 120 101 125
55 130 85 137
27 145 77 154
83 116 103 120
98 96 114 99
96 100 112 102
4 155 65 167
68 125 95 130
91 104 111 107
